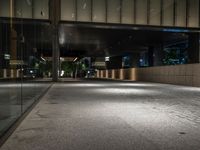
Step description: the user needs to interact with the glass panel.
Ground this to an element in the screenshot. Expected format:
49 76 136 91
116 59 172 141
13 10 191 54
107 0 121 23
92 0 106 22
0 2 51 138
61 0 76 21
149 0 161 26
162 0 174 26
135 0 148 25
19 22 52 111
121 0 134 24
0 20 22 137
77 0 91 22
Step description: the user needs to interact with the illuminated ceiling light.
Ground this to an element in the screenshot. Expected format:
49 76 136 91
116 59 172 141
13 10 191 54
41 57 46 61
105 57 110 62
60 57 65 61
73 57 78 62
59 33 65 45
163 28 189 33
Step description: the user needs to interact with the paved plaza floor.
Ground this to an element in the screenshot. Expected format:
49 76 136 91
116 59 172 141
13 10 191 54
1 80 200 150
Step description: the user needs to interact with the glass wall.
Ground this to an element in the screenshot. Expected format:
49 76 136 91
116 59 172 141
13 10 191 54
0 0 52 138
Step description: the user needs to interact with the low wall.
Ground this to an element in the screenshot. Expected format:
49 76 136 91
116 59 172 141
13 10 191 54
97 63 200 87
97 68 138 81
0 69 20 78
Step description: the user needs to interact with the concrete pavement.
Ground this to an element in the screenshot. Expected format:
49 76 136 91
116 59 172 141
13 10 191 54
1 80 200 150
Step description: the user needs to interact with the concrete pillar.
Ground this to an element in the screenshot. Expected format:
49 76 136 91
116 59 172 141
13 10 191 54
96 70 100 78
188 33 200 64
3 69 7 78
10 28 17 78
50 0 60 82
16 69 20 78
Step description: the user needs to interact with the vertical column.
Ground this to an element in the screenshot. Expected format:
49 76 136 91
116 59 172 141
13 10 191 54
3 69 7 78
105 70 109 78
96 70 99 78
112 69 115 79
119 69 124 80
188 33 200 64
10 28 17 78
0 22 2 78
100 70 103 78
50 0 60 82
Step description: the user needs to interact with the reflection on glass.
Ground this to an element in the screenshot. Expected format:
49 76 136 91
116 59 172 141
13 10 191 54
0 2 51 138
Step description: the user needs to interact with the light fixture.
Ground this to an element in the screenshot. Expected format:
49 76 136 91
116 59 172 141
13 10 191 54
105 57 110 62
73 57 78 62
41 57 46 61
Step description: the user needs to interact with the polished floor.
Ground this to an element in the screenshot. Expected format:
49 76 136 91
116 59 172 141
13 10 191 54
1 80 200 150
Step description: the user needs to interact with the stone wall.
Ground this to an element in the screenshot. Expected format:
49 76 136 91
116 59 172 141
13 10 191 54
97 63 200 87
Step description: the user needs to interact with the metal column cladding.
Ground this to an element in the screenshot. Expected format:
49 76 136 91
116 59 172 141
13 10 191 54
59 0 200 28
33 0 49 19
0 0 49 19
92 0 106 22
121 0 134 24
50 0 60 82
135 0 148 25
15 0 33 18
0 0 200 28
175 0 187 27
107 0 121 23
61 0 76 21
187 0 199 27
77 0 92 22
162 0 174 26
149 0 161 26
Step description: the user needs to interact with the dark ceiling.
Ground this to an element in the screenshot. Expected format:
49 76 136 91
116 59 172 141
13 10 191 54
59 24 188 57
1 19 189 57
